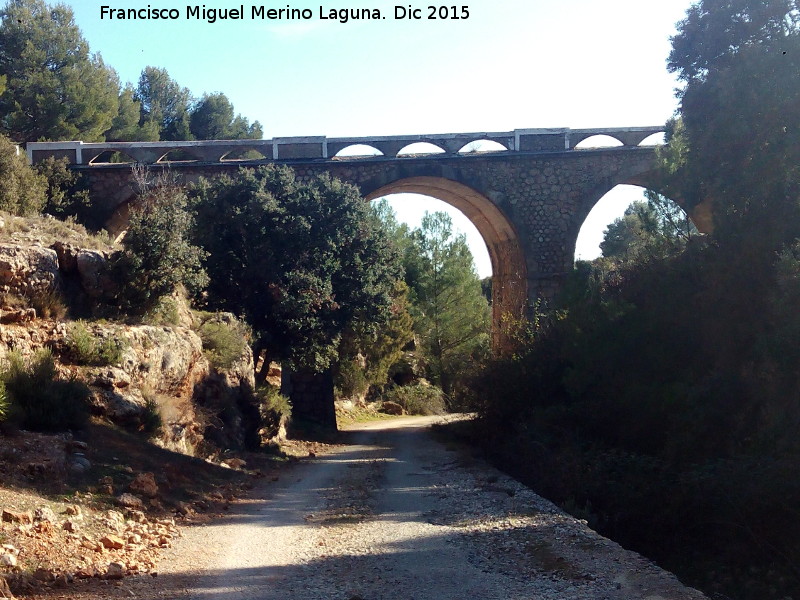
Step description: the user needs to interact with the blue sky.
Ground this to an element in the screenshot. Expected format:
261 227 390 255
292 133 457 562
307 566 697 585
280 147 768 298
67 0 695 276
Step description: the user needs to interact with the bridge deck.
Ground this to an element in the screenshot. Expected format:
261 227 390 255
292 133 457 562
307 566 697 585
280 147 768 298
26 126 664 166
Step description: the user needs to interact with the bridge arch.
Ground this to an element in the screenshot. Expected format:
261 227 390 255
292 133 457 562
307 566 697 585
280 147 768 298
457 139 510 154
574 135 624 149
333 144 384 158
396 142 446 157
363 176 527 351
569 162 714 263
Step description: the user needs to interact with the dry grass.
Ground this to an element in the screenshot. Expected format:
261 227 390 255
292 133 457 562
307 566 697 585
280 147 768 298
0 212 117 252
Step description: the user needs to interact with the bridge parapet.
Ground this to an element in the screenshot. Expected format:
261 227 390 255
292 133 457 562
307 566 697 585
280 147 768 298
26 126 664 166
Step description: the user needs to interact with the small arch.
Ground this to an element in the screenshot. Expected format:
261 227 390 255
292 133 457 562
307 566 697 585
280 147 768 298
221 148 268 161
574 135 624 149
457 140 509 154
638 132 666 146
333 144 384 158
396 142 447 157
88 151 136 165
157 149 199 163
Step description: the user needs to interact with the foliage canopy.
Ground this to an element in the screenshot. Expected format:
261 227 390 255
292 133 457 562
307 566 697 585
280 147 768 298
0 0 119 142
192 165 401 372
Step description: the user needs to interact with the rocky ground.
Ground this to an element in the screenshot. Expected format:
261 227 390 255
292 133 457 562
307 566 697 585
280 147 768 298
20 416 708 600
0 422 328 600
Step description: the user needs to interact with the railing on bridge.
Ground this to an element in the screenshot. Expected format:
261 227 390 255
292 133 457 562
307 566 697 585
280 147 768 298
26 126 664 166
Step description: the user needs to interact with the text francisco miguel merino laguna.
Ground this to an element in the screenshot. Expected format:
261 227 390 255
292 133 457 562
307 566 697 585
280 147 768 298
100 4 471 23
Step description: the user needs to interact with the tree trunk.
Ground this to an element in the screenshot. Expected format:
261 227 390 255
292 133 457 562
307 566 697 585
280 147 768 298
255 347 272 385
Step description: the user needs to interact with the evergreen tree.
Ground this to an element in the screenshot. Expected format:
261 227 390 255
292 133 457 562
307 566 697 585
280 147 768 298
0 0 119 142
666 0 800 255
135 66 193 141
601 195 695 262
106 84 159 142
189 93 262 140
0 133 46 214
405 211 490 397
191 165 401 372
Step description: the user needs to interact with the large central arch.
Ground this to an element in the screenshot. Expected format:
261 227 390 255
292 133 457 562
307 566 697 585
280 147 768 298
364 176 527 351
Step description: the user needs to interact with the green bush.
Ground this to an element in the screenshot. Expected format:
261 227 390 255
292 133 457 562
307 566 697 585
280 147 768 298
0 379 8 421
199 318 248 370
29 289 68 320
258 384 292 420
35 156 97 227
380 383 447 416
139 391 163 439
1 350 90 432
111 173 208 315
141 295 180 326
0 135 47 216
334 356 370 400
254 384 291 442
65 321 125 366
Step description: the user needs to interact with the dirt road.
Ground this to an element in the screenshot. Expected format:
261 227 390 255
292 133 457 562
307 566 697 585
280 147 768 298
122 416 706 600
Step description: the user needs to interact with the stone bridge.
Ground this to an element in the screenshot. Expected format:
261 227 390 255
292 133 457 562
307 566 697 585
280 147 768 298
27 127 710 350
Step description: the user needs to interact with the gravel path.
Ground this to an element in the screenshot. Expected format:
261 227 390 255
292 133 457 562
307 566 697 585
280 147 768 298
124 416 707 600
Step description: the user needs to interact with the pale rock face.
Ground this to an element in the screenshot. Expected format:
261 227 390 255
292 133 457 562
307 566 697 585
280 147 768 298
75 249 114 298
0 244 61 297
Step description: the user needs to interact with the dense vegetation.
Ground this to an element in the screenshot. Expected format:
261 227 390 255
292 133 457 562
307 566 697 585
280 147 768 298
0 0 260 143
473 1 800 598
8 0 800 596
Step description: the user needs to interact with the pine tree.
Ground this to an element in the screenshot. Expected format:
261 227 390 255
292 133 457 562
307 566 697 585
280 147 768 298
0 0 119 142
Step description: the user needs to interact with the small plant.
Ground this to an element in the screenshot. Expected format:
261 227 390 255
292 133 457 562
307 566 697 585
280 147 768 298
199 318 248 370
1 349 90 432
65 321 125 366
257 384 292 420
380 382 447 416
28 288 67 320
141 295 180 326
139 390 163 439
0 379 8 421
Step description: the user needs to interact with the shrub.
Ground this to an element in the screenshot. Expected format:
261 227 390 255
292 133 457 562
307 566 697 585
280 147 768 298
254 384 291 442
65 321 125 366
334 356 370 400
0 379 7 421
0 135 47 216
198 318 248 370
35 156 96 227
1 350 90 431
141 295 181 326
139 390 163 439
111 171 208 315
28 289 68 320
380 383 447 416
257 384 292 420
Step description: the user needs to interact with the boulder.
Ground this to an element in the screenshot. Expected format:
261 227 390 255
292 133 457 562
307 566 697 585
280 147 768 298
50 241 79 273
0 308 36 324
105 562 126 580
0 554 15 568
75 249 113 298
379 401 405 416
99 534 124 550
1 511 32 525
33 507 56 523
0 244 60 297
128 472 158 498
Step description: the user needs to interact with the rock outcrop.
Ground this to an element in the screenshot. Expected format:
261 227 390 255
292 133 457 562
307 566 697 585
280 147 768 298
0 244 60 298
